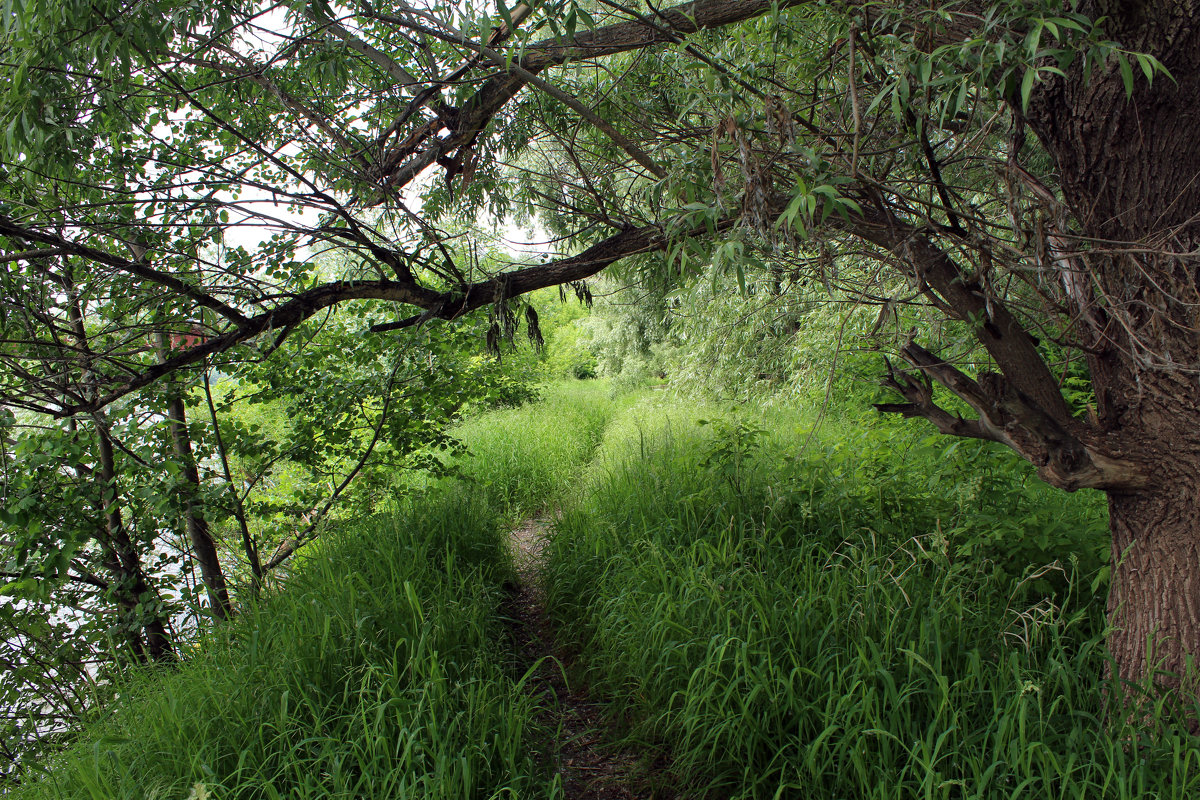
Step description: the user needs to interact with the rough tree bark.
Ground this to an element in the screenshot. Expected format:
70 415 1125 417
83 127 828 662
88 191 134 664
1021 0 1200 693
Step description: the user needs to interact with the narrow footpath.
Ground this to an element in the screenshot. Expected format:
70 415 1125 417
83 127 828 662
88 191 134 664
507 518 674 800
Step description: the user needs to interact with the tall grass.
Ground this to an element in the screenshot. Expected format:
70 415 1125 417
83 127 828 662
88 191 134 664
14 488 546 800
445 380 630 515
10 379 625 799
21 383 1196 799
545 399 1200 799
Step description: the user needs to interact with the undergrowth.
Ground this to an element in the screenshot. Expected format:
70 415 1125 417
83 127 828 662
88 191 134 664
16 489 540 800
545 397 1200 799
10 380 625 800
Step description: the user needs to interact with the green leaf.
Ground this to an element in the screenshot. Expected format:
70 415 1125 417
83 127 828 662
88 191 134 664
1020 68 1036 112
564 8 577 42
1025 23 1042 58
496 2 514 35
1117 53 1134 99
1135 53 1154 83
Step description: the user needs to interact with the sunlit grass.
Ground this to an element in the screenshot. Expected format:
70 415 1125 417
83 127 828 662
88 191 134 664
444 379 632 515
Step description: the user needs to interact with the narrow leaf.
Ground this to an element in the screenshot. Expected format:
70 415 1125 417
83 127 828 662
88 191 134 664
1117 53 1134 99
1020 68 1036 111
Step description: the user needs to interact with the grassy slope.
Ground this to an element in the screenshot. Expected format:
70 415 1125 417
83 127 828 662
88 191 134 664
18 490 537 800
12 382 626 800
545 395 1200 799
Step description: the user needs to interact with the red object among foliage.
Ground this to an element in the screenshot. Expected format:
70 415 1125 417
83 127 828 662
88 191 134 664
168 326 206 350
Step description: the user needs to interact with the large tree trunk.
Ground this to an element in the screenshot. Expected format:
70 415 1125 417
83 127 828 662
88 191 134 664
1086 326 1200 695
1100 362 1200 693
1107 484 1200 695
1026 1 1200 694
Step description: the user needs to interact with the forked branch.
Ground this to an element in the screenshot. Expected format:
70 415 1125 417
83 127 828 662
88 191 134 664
877 342 1146 491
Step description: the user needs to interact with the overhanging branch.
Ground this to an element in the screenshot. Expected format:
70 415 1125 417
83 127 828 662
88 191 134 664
55 279 442 417
371 222 672 332
849 204 1073 423
368 0 808 196
0 214 251 327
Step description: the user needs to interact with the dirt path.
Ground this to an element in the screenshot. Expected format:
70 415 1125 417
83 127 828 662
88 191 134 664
507 518 672 800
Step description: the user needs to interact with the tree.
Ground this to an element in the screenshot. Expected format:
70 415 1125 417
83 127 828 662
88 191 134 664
1 0 1198 700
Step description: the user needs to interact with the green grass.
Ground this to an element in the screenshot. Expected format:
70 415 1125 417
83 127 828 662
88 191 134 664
545 398 1200 799
443 379 632 515
17 383 1200 799
10 379 624 800
14 488 544 800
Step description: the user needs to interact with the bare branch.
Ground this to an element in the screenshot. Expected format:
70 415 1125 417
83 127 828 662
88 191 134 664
875 356 997 441
849 203 1073 422
880 342 1146 491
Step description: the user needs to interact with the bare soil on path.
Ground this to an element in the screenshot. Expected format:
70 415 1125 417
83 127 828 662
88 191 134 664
506 517 676 800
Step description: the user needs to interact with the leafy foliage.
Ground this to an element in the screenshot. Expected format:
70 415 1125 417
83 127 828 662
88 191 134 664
2 0 1200 783
0 290 543 779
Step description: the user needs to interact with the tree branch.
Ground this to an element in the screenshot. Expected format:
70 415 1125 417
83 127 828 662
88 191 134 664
849 203 1073 422
370 221 680 332
317 16 422 87
875 356 997 441
0 215 251 327
879 342 1146 491
476 43 666 178
368 0 808 196
55 278 442 416
261 360 405 572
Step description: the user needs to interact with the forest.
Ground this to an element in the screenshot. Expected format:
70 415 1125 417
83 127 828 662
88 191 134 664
2 0 1200 796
